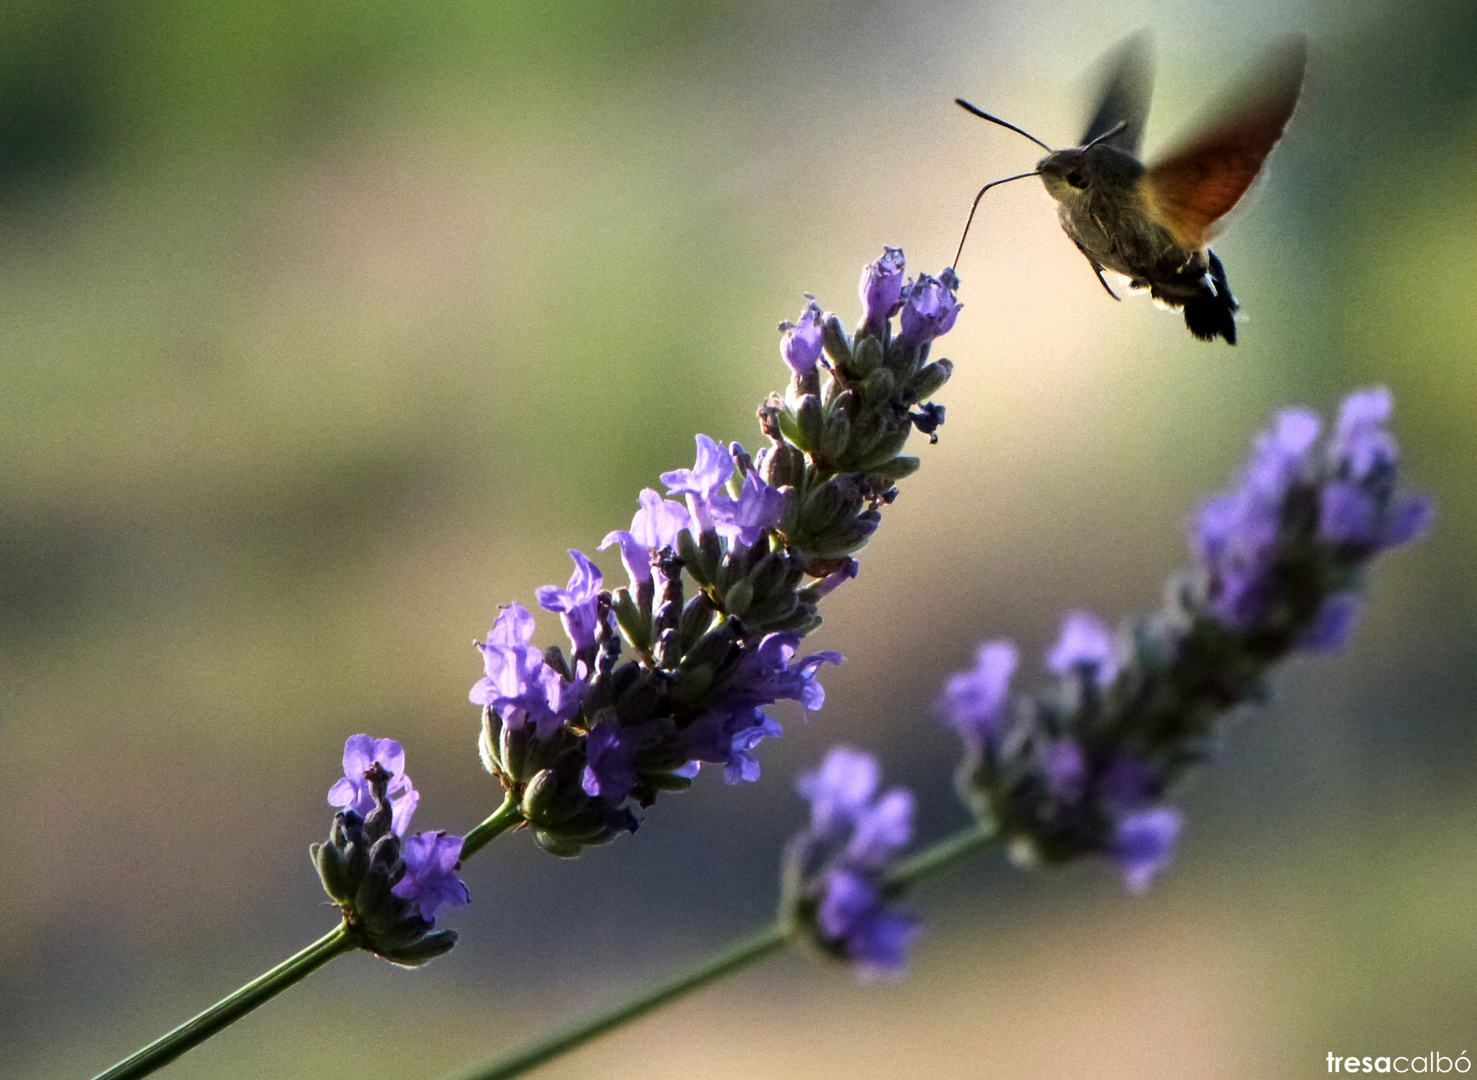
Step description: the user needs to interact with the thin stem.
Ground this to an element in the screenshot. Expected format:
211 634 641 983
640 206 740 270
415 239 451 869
460 794 524 860
456 820 1003 1080
885 821 996 893
454 924 791 1080
92 924 355 1080
96 797 523 1080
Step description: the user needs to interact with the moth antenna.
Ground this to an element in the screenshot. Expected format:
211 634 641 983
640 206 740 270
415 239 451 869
1080 118 1129 151
954 99 1054 153
952 171 1040 271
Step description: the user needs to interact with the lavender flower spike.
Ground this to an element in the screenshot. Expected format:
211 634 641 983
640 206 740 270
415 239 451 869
472 249 952 857
788 746 920 980
313 740 464 966
950 387 1431 895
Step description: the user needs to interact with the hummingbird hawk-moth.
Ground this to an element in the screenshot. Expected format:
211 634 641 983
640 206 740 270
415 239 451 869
953 33 1307 344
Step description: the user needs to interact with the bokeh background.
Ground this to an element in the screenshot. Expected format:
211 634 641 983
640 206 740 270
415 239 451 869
2 0 1475 1077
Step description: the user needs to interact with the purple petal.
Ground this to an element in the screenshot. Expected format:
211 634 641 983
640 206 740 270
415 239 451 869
940 640 1017 745
1299 593 1361 653
780 300 825 378
1112 807 1183 894
798 745 880 837
581 720 641 803
392 832 470 920
1383 495 1433 547
845 787 914 869
660 434 734 499
1043 739 1087 803
896 269 962 351
1047 611 1119 686
859 247 906 338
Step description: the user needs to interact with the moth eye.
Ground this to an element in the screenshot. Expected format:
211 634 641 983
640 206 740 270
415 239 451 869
1065 169 1089 190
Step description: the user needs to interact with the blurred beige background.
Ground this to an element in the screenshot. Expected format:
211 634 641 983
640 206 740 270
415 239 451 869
2 0 1474 1077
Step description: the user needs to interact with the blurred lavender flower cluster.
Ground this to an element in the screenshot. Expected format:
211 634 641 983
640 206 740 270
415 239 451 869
785 747 920 979
942 388 1431 892
472 249 962 856
312 736 470 965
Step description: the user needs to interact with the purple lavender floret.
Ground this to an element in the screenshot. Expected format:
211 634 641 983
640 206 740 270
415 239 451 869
712 469 788 551
789 747 920 979
393 832 472 920
471 603 581 741
1318 388 1433 550
328 734 420 837
1112 808 1183 895
536 550 604 659
816 871 919 978
939 640 1017 749
948 388 1430 894
1193 408 1320 630
1046 611 1120 687
661 434 734 535
717 631 843 712
858 247 906 340
780 299 825 380
600 488 689 588
581 719 640 802
473 249 953 856
896 269 962 353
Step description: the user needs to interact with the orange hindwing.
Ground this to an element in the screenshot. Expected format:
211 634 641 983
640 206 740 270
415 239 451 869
1143 36 1307 250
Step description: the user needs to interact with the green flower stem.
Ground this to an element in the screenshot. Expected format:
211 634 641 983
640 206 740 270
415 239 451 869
95 795 525 1080
455 924 792 1080
455 821 1002 1080
885 821 997 893
460 794 524 860
91 924 355 1080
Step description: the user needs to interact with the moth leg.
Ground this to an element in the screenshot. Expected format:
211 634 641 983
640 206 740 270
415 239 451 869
1090 262 1121 300
1070 236 1121 300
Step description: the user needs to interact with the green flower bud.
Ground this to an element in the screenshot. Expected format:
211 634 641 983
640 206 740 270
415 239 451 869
378 929 460 968
669 662 715 705
821 313 853 370
676 528 707 584
794 394 824 453
611 587 651 654
853 428 913 471
852 334 885 378
311 841 355 906
677 593 718 654
909 358 953 400
760 440 806 490
869 455 921 481
861 367 896 406
724 578 755 618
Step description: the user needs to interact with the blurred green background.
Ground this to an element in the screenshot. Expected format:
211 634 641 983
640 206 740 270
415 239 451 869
2 0 1474 1077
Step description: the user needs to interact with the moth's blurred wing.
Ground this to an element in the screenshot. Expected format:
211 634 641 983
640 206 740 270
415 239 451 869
1144 35 1307 249
1080 30 1154 155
